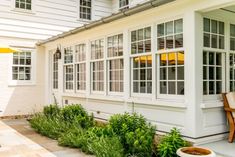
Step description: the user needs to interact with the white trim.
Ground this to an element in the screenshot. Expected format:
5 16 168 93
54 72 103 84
11 0 36 14
8 48 36 86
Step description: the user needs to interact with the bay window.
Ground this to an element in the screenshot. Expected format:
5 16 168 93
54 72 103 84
64 47 74 91
75 44 86 91
157 19 184 96
91 39 104 92
107 34 124 93
131 27 152 95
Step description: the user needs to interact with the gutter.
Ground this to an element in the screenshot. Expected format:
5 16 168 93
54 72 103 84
37 0 175 46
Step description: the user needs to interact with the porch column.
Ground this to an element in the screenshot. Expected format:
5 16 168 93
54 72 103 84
184 11 203 138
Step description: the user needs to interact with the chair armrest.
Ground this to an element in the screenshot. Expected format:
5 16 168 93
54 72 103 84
224 107 235 112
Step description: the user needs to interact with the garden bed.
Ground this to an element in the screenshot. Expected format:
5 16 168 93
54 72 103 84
29 104 189 157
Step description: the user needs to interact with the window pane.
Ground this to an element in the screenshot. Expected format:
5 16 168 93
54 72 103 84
160 82 167 94
174 19 183 33
211 35 217 48
211 20 217 33
175 34 183 48
166 21 173 35
177 81 184 95
177 67 184 80
204 33 210 47
219 22 224 35
158 37 164 50
166 36 173 49
204 18 210 32
158 23 164 37
231 24 235 37
168 81 176 94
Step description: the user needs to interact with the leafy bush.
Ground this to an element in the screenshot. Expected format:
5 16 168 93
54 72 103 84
43 104 60 117
89 136 124 157
157 128 188 157
60 104 94 128
108 113 155 157
29 113 66 139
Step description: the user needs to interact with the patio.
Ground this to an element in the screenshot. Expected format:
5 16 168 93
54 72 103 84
0 118 91 157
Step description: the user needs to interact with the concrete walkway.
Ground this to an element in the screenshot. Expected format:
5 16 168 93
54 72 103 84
0 119 91 157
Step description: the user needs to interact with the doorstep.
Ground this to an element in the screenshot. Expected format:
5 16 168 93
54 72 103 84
199 140 235 157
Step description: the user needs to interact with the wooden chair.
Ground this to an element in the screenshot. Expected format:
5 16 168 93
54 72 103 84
222 93 235 143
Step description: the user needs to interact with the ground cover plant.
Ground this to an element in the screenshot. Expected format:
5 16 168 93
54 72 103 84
29 104 188 157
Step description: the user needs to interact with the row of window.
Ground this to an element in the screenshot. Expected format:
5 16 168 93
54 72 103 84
52 19 184 98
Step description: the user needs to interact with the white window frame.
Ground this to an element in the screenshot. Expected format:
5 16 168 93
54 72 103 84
202 17 226 101
51 49 58 90
107 33 124 95
156 18 185 100
75 43 86 93
63 46 74 93
78 0 92 21
8 48 36 86
11 0 35 14
119 0 129 10
90 38 105 94
130 25 153 98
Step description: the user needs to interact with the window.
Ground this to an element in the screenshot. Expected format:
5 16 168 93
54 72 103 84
230 24 235 91
157 19 183 50
203 18 225 96
12 51 31 81
75 44 86 91
157 19 184 96
64 47 74 91
203 18 224 49
203 51 222 95
53 51 58 89
131 27 151 54
80 0 92 20
131 27 152 94
15 0 32 10
107 34 124 93
91 39 104 92
119 0 129 10
231 24 235 51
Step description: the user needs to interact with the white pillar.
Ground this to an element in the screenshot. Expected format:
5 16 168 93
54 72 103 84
184 11 203 138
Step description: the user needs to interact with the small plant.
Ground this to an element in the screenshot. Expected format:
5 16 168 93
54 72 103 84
29 113 66 139
60 104 94 128
43 104 60 118
157 128 188 157
108 112 155 157
89 136 124 157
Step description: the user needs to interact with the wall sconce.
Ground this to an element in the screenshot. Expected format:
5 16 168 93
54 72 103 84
55 45 61 59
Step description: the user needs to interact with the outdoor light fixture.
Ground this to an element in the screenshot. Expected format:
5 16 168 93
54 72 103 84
55 45 61 59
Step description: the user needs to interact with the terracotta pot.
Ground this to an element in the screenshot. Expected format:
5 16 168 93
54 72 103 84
177 147 216 157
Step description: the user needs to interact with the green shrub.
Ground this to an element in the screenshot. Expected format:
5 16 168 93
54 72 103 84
88 136 124 157
29 114 66 139
43 104 60 117
108 113 155 157
157 128 188 157
60 104 94 128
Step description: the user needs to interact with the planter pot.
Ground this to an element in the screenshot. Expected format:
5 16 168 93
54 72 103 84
177 147 216 157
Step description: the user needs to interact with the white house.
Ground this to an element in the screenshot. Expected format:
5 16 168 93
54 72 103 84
36 0 235 144
0 0 114 116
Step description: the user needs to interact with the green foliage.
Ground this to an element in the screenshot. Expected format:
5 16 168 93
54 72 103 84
29 113 66 139
43 104 60 118
60 104 94 128
157 128 188 157
89 136 124 157
108 112 156 157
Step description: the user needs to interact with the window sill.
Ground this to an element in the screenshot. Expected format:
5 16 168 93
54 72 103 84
11 8 35 15
8 81 36 87
77 18 92 23
201 100 223 109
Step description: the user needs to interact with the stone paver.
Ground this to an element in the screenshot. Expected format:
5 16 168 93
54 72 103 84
1 119 91 157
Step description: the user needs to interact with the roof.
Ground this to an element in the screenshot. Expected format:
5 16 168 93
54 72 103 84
37 0 175 46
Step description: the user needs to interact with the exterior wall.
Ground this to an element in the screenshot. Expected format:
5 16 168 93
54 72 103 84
0 0 113 116
112 0 150 13
40 0 235 143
